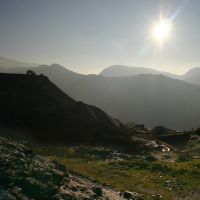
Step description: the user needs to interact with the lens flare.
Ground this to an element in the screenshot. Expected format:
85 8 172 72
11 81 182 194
152 18 172 43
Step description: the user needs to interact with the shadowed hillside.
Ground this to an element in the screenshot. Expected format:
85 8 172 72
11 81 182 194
0 73 131 145
1 63 200 130
30 65 200 130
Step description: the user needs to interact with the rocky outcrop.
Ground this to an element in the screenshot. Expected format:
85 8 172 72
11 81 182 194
0 136 139 200
56 175 125 200
0 73 130 145
0 136 67 199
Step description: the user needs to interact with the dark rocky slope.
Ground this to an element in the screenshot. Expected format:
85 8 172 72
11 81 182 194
0 73 129 145
0 136 128 200
0 136 66 199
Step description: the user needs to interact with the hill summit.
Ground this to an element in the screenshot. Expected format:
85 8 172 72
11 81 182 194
0 72 129 145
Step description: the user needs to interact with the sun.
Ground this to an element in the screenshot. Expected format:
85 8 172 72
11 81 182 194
152 18 172 43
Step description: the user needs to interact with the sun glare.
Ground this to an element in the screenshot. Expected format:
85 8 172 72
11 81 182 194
152 18 172 43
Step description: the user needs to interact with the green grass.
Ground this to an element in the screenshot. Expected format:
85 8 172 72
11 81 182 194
33 145 200 200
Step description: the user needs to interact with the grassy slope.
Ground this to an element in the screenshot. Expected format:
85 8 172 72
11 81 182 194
33 145 200 200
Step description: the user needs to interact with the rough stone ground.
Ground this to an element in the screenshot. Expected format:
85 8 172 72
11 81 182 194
56 174 125 200
0 136 132 200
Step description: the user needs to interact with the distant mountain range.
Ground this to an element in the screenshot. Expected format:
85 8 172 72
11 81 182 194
100 65 178 79
182 67 200 85
99 65 200 85
0 57 39 69
1 57 200 85
0 57 200 130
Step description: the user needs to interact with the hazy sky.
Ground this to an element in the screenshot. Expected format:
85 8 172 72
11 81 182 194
0 0 200 74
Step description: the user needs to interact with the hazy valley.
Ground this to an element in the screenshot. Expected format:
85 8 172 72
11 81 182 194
1 57 200 130
0 57 199 199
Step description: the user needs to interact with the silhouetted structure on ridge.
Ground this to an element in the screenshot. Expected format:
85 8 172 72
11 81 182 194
26 70 36 76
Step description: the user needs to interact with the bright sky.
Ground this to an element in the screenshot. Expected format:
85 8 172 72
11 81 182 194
0 0 199 74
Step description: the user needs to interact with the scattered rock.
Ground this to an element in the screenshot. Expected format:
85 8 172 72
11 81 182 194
0 136 67 199
92 186 103 197
0 136 125 200
123 191 133 199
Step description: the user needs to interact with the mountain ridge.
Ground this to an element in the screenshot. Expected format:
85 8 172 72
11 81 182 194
0 57 39 69
1 56 200 85
18 65 200 130
1 58 200 130
99 64 200 85
99 65 179 79
0 72 132 146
